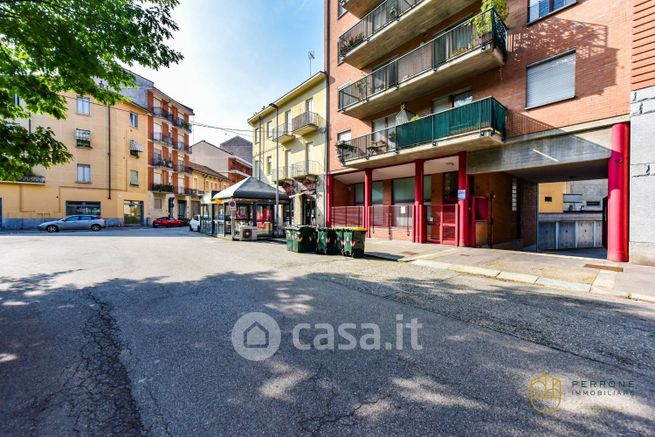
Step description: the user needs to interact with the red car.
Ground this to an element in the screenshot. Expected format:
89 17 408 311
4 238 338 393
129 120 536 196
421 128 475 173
152 217 185 228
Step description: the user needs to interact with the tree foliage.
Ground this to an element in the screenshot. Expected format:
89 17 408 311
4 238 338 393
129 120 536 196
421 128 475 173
482 0 509 21
0 0 183 180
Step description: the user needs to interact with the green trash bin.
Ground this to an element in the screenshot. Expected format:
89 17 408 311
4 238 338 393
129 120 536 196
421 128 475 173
350 227 367 258
296 225 317 253
316 228 339 255
333 228 345 255
285 227 298 252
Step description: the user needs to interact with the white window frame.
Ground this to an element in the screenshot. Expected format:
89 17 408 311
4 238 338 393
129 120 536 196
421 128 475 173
77 164 91 183
130 112 138 128
130 170 139 186
76 96 90 115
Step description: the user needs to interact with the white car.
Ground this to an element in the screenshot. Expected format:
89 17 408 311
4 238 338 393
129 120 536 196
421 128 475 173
189 215 200 232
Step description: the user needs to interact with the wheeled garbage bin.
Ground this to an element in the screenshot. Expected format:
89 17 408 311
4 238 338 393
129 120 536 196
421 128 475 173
316 227 339 255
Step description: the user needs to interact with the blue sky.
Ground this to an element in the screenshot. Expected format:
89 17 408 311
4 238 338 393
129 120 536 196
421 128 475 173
131 0 324 146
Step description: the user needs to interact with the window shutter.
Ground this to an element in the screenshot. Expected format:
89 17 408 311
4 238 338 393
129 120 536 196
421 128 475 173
527 52 576 108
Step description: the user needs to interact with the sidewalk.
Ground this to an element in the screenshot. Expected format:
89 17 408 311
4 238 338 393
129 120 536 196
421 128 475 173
364 239 655 304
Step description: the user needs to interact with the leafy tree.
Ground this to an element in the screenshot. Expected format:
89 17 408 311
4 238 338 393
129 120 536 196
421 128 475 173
0 0 183 180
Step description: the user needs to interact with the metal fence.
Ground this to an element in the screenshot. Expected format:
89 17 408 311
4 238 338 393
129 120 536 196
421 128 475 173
369 205 414 237
331 206 365 227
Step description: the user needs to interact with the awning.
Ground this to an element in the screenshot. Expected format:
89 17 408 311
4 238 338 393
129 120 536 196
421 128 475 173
130 140 145 152
213 176 290 201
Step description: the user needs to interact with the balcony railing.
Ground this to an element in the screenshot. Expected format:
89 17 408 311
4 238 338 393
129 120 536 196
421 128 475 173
151 183 174 193
174 117 192 132
150 157 174 169
291 111 323 134
17 175 46 184
176 165 192 173
173 141 191 153
273 165 293 181
176 187 190 195
338 0 425 60
150 106 173 122
274 123 295 143
339 9 507 111
189 189 204 197
337 97 506 162
151 132 173 145
291 160 322 178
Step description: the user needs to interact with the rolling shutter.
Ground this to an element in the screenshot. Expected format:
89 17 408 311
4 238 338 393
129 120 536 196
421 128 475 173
526 51 576 108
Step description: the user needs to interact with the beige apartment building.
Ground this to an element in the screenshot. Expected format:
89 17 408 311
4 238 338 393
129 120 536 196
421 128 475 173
0 93 149 229
188 161 232 216
248 72 327 226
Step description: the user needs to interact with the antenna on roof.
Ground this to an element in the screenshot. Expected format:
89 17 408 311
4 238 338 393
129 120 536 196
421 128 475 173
308 51 315 76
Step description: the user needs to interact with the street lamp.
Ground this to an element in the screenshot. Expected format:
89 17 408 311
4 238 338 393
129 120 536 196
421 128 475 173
269 102 280 237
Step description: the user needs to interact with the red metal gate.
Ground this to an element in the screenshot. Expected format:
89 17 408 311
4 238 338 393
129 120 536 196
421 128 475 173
425 204 458 245
331 206 365 227
369 205 414 240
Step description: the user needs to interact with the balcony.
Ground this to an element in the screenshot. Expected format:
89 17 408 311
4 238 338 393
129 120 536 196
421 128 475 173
174 140 191 154
274 124 295 144
337 97 506 168
272 166 294 182
291 160 322 179
339 9 507 118
174 117 192 132
341 0 382 18
151 132 173 146
176 187 190 195
150 106 173 122
150 157 174 169
151 183 174 193
291 112 323 136
338 0 478 68
189 189 204 197
176 165 192 174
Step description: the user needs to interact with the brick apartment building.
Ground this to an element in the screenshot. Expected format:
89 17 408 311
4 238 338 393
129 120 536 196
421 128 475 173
122 73 195 222
325 0 650 263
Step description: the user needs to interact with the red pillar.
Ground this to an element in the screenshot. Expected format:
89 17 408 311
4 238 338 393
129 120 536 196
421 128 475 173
326 174 333 228
364 168 373 235
607 122 630 262
458 151 471 247
414 160 425 243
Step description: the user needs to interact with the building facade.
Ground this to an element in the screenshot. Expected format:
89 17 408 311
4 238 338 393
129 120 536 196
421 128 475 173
0 94 149 229
248 72 327 227
190 138 253 184
326 0 636 261
188 161 232 216
121 73 195 222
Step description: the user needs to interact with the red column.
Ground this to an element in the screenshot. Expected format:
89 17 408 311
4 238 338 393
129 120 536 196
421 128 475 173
326 174 333 228
607 122 630 262
364 168 373 235
414 160 425 243
458 151 471 247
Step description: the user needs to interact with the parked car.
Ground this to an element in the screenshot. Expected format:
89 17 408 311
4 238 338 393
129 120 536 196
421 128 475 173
38 215 105 233
152 217 185 228
189 215 201 232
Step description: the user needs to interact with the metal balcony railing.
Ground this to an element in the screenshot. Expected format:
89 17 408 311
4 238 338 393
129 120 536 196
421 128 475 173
339 9 507 111
150 106 173 121
291 160 322 178
151 183 174 193
151 132 173 145
291 111 323 132
274 123 294 141
338 0 425 60
150 157 174 169
337 97 507 162
174 117 192 132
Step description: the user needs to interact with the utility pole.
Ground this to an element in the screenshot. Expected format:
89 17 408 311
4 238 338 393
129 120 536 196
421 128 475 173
270 103 280 236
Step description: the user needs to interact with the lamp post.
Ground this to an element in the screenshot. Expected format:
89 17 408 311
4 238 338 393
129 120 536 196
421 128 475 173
270 102 280 236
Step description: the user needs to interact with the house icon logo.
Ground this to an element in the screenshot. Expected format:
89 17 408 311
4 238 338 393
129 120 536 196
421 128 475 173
243 321 269 348
231 312 281 361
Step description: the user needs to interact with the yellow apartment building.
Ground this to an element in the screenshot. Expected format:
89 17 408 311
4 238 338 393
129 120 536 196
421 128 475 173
0 93 149 229
248 72 327 226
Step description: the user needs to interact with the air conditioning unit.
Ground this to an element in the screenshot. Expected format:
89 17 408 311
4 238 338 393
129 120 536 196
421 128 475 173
235 226 258 241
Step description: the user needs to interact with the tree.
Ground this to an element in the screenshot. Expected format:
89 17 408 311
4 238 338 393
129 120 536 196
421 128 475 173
0 0 183 180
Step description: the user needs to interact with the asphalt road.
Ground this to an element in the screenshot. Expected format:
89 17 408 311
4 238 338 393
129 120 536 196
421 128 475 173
1 227 654 435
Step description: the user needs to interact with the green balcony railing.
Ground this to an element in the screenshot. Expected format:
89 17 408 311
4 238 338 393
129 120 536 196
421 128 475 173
337 97 506 163
339 8 508 111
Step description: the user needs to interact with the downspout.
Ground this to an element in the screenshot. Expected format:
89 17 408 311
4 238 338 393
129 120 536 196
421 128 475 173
324 0 331 227
258 116 263 181
107 104 112 200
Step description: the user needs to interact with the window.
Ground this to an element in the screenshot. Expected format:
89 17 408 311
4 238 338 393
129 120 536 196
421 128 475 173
452 91 473 108
76 96 90 115
529 0 576 23
154 198 163 209
266 156 272 175
337 130 351 143
432 96 450 113
154 172 162 185
545 196 553 202
338 0 346 17
354 183 364 205
254 128 261 144
392 177 415 204
130 170 139 186
13 95 20 106
586 201 601 207
527 51 576 108
130 112 138 128
66 201 100 216
267 121 273 138
306 97 314 114
75 128 91 147
372 181 384 204
443 172 458 201
254 160 260 178
76 164 91 183
284 110 292 132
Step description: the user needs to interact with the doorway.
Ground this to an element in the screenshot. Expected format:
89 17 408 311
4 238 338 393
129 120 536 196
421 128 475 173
123 200 144 225
303 195 316 225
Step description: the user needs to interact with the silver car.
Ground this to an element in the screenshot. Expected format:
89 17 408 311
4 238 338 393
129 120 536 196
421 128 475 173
38 215 106 233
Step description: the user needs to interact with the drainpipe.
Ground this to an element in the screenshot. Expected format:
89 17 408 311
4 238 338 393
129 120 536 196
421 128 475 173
324 0 331 228
258 116 263 181
108 104 111 200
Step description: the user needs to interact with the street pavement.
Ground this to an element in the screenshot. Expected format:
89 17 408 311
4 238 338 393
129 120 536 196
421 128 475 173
0 227 654 435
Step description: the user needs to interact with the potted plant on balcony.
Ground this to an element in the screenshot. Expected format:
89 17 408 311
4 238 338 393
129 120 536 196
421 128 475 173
473 1 508 46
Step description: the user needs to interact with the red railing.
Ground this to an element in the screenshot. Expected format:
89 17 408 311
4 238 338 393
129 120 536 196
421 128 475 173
331 206 365 227
370 205 414 239
425 204 458 245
